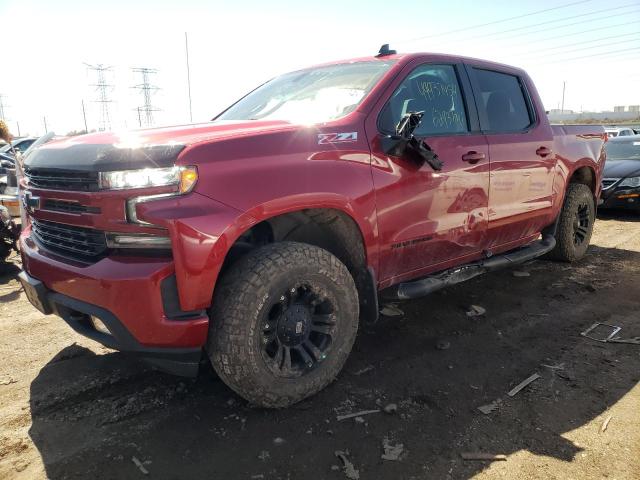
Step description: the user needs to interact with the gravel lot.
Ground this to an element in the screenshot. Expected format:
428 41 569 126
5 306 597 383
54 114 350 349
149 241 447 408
1 211 639 479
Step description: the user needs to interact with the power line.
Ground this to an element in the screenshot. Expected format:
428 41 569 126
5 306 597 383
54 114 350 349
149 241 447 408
521 31 640 54
493 8 640 42
539 45 640 63
132 67 160 128
398 0 593 44
466 2 640 41
506 19 640 49
523 36 640 60
428 8 640 50
85 63 114 131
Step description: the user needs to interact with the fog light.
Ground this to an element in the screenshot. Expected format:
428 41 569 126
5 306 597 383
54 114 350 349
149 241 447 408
91 316 111 335
105 232 171 249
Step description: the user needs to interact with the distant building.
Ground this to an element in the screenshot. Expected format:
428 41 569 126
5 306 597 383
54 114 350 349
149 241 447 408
548 109 574 115
614 106 626 112
629 105 640 113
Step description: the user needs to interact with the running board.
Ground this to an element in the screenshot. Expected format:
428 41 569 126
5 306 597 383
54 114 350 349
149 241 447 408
384 235 556 301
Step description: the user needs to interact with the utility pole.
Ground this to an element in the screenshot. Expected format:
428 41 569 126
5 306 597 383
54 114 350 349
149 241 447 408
85 63 114 131
132 67 160 127
561 81 566 114
16 121 20 137
81 99 88 132
185 32 193 123
43 116 48 133
137 107 142 127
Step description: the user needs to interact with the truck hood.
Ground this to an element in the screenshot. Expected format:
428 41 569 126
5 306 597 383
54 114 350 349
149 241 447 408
24 120 295 172
603 159 640 179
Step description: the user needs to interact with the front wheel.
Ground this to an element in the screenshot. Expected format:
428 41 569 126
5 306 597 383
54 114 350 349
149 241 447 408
546 183 595 262
207 242 359 408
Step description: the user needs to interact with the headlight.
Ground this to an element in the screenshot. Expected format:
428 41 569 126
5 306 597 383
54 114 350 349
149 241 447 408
105 232 171 249
619 177 640 188
98 166 198 193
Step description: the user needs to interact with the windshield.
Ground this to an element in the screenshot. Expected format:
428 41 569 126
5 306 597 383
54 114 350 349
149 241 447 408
216 61 395 125
606 140 640 160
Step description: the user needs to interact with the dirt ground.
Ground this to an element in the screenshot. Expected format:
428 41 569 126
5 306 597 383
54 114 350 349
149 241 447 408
0 212 639 480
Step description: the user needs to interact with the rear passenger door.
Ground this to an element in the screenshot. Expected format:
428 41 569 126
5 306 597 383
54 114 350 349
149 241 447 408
465 65 555 248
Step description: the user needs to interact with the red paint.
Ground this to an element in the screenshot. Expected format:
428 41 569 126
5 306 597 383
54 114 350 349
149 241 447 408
20 52 606 350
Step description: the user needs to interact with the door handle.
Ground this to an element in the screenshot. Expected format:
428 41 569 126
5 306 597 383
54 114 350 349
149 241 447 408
536 146 552 158
461 151 485 164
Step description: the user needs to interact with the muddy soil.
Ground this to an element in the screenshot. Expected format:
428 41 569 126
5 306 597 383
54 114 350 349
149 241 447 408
0 211 638 479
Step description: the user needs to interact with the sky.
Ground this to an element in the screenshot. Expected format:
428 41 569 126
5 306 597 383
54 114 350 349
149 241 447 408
0 0 639 136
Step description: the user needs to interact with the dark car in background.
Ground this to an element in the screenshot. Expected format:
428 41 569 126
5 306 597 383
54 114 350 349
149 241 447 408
600 135 640 211
0 137 38 157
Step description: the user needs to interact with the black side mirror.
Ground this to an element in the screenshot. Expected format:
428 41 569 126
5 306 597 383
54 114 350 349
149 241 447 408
380 111 443 171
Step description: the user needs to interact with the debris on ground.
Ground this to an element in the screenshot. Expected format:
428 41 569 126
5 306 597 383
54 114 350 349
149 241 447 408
383 403 398 414
477 398 502 415
131 456 149 475
0 377 17 385
601 415 613 432
273 437 285 446
507 373 541 397
334 450 360 480
351 365 374 376
541 362 565 371
258 450 270 461
380 304 404 317
461 452 507 461
512 270 531 277
466 305 486 317
250 475 265 480
436 339 451 350
381 437 405 461
608 336 640 345
336 409 380 422
581 323 622 342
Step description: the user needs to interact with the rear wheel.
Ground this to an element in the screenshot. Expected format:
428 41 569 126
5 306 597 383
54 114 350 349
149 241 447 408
547 183 595 262
207 242 359 408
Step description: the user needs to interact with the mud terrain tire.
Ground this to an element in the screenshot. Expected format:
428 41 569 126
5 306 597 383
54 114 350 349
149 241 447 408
547 183 595 262
207 242 359 408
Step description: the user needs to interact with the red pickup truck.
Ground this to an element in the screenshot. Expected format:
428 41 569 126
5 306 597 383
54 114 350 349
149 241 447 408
18 47 606 407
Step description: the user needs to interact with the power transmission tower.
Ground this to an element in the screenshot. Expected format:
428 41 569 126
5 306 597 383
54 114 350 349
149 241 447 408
132 67 160 127
85 63 114 131
0 94 8 121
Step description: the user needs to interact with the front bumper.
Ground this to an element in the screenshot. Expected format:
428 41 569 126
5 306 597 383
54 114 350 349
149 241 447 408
19 233 210 376
600 187 640 210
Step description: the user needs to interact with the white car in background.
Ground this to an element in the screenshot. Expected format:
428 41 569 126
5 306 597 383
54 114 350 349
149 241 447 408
605 126 636 138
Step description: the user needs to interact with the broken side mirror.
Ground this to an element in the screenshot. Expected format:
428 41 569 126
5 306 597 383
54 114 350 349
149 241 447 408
380 111 443 171
380 111 423 156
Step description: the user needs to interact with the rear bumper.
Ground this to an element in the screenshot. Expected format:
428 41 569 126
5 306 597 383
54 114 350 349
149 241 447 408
19 232 210 376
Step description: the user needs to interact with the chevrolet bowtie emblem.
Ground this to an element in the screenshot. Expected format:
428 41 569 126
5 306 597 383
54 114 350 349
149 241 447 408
22 191 41 213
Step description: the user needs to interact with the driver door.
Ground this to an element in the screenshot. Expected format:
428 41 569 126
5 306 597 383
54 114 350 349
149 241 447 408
366 62 490 284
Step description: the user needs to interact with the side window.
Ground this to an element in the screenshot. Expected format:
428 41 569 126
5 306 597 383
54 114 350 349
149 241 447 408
379 64 468 136
472 68 533 132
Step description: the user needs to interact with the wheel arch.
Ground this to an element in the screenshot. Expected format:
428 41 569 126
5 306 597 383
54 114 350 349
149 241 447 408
216 202 379 324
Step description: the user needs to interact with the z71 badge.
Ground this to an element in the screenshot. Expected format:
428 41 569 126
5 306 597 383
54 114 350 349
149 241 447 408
317 132 358 145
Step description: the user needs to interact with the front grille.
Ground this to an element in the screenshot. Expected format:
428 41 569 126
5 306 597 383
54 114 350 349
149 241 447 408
42 199 101 214
602 178 619 190
25 168 99 192
31 219 107 259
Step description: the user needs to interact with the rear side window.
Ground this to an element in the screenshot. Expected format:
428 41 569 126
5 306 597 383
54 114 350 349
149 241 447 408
378 64 469 136
472 69 533 132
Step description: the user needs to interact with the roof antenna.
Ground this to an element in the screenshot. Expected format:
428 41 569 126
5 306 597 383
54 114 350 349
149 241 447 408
376 44 397 57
